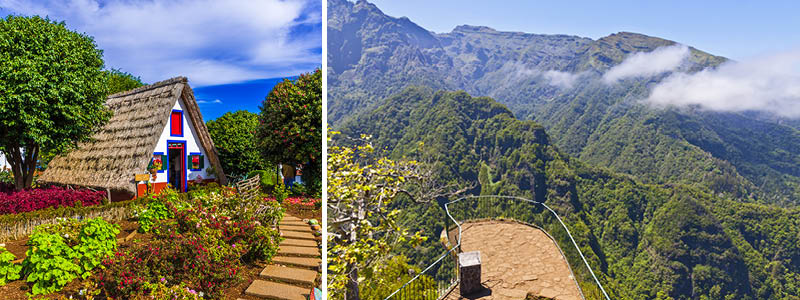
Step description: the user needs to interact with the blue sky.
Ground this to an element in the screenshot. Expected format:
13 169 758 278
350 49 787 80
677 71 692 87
1 0 321 120
370 0 800 61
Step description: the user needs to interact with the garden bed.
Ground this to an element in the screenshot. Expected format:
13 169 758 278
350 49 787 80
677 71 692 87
0 184 286 299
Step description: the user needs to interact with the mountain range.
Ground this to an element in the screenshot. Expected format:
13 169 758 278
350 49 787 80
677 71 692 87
328 0 800 206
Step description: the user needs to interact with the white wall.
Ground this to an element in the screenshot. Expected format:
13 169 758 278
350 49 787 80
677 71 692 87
0 152 8 170
150 98 215 186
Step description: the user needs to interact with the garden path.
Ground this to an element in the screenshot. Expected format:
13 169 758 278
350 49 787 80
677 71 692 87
242 214 321 300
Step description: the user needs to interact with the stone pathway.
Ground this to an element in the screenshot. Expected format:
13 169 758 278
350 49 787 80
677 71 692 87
243 215 321 300
444 221 582 300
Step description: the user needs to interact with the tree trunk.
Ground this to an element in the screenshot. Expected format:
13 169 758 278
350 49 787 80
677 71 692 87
7 145 39 191
346 267 360 300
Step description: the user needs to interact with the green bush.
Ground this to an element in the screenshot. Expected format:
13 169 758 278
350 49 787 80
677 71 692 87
23 232 82 296
247 170 277 192
274 180 289 203
0 247 21 286
76 218 119 278
290 182 307 196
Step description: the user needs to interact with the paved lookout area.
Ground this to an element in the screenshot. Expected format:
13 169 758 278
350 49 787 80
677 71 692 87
444 221 582 300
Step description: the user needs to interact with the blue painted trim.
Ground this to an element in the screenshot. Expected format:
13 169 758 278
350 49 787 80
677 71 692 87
153 152 165 173
188 152 202 171
166 140 187 192
170 109 184 137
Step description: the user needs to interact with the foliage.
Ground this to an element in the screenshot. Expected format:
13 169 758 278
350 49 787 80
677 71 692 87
290 182 307 196
274 179 289 203
0 247 21 286
0 194 148 230
19 217 119 295
339 88 800 300
104 68 144 95
207 111 269 178
23 232 82 296
256 69 322 195
0 15 111 190
76 218 120 279
0 170 12 185
360 255 437 299
0 185 106 215
327 130 430 299
99 184 283 298
247 169 277 192
134 196 173 233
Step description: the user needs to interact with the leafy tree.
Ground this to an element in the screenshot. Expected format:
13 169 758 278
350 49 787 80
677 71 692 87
207 110 268 178
104 68 144 95
0 16 111 190
327 131 435 300
256 69 322 194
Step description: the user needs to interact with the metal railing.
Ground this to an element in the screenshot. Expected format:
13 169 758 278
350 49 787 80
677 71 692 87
385 195 611 300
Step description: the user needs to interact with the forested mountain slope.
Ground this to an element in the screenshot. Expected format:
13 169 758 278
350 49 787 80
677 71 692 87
328 0 800 205
339 87 800 300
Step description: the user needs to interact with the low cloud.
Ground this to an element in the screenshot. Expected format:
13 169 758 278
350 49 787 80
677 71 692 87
542 70 583 88
0 0 321 86
645 50 800 118
603 44 689 83
502 62 585 88
197 99 223 104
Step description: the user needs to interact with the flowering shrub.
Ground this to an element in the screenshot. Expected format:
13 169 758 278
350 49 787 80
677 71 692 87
99 189 282 298
0 247 22 286
97 228 243 298
0 186 105 215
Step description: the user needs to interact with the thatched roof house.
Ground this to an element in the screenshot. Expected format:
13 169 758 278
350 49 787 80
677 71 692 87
39 77 227 200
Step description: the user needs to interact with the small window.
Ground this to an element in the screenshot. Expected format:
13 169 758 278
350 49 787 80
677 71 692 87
188 153 204 171
170 110 183 136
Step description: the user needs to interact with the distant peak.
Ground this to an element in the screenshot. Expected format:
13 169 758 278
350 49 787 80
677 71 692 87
452 25 497 33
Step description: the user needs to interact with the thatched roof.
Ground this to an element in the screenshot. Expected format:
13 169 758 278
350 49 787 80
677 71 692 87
38 77 228 195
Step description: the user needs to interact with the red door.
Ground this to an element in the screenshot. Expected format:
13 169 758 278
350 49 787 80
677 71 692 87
167 142 186 192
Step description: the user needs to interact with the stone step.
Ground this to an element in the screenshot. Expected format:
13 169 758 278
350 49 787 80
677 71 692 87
280 238 318 248
278 245 320 257
281 231 316 241
273 256 321 269
280 220 309 227
283 215 303 222
245 280 309 300
280 224 312 232
260 265 318 286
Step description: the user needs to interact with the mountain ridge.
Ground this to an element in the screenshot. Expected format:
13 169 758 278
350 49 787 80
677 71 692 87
328 0 800 205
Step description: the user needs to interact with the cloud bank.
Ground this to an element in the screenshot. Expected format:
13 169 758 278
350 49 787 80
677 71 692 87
645 50 800 118
0 0 321 86
603 44 689 83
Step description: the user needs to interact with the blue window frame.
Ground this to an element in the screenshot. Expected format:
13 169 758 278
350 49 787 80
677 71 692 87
188 152 203 171
170 109 184 137
153 152 165 173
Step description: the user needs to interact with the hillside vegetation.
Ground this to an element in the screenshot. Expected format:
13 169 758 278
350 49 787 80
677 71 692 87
340 87 800 300
328 0 800 205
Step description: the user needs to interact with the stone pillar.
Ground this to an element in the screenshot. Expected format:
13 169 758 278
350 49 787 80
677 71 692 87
459 250 482 295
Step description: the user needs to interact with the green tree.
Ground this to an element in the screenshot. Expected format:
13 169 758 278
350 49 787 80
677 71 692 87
0 16 111 190
327 131 464 299
256 69 322 193
104 68 144 95
207 110 268 178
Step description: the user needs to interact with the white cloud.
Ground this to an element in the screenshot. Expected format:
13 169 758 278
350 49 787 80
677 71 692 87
500 62 585 88
0 0 321 86
644 50 800 118
542 70 583 88
197 99 223 104
603 44 689 83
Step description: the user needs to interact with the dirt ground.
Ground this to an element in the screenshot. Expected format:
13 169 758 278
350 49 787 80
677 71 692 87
444 220 583 300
